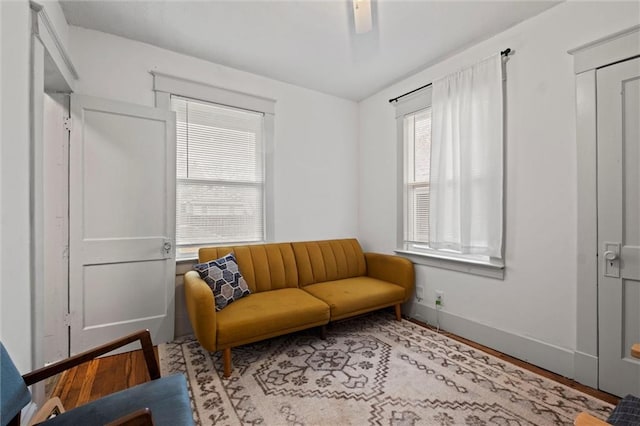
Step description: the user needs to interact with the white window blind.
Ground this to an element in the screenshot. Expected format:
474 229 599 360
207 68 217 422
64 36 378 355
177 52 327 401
405 107 432 245
172 96 265 256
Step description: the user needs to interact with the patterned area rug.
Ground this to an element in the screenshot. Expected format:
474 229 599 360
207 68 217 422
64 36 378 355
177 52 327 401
159 312 612 425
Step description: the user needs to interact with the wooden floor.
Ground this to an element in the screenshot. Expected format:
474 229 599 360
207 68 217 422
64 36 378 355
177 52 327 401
406 318 620 406
50 348 158 409
50 318 620 410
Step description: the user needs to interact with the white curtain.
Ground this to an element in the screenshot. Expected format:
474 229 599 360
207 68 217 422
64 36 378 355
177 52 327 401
429 54 503 258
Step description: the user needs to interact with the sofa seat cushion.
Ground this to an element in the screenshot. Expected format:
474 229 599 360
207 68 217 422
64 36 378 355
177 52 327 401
217 288 330 347
303 277 405 320
42 374 193 426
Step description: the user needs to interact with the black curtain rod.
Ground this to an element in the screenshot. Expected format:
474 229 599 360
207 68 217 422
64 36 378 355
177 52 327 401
388 48 511 104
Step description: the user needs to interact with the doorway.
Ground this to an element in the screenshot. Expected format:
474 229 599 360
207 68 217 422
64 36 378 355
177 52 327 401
571 26 640 397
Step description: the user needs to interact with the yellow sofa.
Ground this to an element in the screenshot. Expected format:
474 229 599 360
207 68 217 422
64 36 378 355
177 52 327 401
184 238 414 377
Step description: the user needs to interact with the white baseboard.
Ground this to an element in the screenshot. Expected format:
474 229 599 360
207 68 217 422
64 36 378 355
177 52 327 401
574 351 598 388
405 303 576 379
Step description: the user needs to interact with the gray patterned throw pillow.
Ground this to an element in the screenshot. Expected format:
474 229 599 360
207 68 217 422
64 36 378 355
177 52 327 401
194 253 251 311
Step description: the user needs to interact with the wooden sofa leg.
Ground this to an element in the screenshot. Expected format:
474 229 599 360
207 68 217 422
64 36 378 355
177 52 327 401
319 325 327 340
394 304 402 321
223 348 232 378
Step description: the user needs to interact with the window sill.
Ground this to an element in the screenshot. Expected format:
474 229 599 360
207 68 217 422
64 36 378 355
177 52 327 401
175 258 198 275
394 249 505 279
178 248 504 279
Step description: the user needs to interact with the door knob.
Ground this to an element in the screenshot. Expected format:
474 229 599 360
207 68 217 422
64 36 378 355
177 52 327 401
603 242 621 278
163 240 172 254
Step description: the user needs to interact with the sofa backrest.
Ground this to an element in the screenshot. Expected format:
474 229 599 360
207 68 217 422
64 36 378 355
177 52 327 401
291 239 366 286
198 243 299 293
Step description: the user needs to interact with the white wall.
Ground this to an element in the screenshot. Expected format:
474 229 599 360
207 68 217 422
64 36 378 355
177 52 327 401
68 27 359 243
358 1 639 376
1 0 33 373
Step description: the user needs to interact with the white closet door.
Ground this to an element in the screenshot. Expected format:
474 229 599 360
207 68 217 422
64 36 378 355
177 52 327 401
69 94 176 354
597 57 640 397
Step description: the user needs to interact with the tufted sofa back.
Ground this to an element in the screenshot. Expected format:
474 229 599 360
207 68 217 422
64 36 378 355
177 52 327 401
198 243 299 293
198 239 366 292
291 239 366 286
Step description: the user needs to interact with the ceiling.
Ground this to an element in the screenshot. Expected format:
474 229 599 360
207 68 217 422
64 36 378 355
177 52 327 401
60 0 560 101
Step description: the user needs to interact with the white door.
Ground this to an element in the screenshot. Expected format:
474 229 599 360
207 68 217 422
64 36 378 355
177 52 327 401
69 94 176 354
597 57 640 397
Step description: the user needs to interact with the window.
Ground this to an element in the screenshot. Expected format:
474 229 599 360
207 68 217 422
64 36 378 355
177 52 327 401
403 104 497 263
152 72 275 260
404 107 432 245
394 55 504 277
395 88 436 256
172 96 266 258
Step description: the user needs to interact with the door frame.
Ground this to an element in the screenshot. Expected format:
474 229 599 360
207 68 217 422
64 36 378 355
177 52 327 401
29 0 77 407
569 24 640 388
42 92 70 365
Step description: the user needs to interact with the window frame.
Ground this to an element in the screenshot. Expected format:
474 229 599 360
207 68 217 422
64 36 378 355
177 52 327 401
394 87 504 279
152 72 275 260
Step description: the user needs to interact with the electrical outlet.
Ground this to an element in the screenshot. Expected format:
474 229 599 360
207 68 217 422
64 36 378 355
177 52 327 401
415 286 424 301
435 290 444 307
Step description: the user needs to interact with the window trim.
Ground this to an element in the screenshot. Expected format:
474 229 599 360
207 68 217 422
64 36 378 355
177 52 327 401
152 72 275 259
395 87 433 252
395 249 504 279
395 86 505 279
152 71 275 114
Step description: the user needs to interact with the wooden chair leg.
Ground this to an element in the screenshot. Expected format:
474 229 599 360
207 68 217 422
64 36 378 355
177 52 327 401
631 343 640 359
28 397 65 426
574 412 610 426
394 304 402 321
223 348 232 378
319 325 327 340
8 413 20 426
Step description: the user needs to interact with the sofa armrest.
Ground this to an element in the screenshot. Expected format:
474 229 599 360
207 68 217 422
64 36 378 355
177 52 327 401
184 271 217 352
364 253 415 302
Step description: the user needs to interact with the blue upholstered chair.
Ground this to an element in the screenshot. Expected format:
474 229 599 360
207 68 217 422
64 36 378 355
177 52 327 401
1 331 194 426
